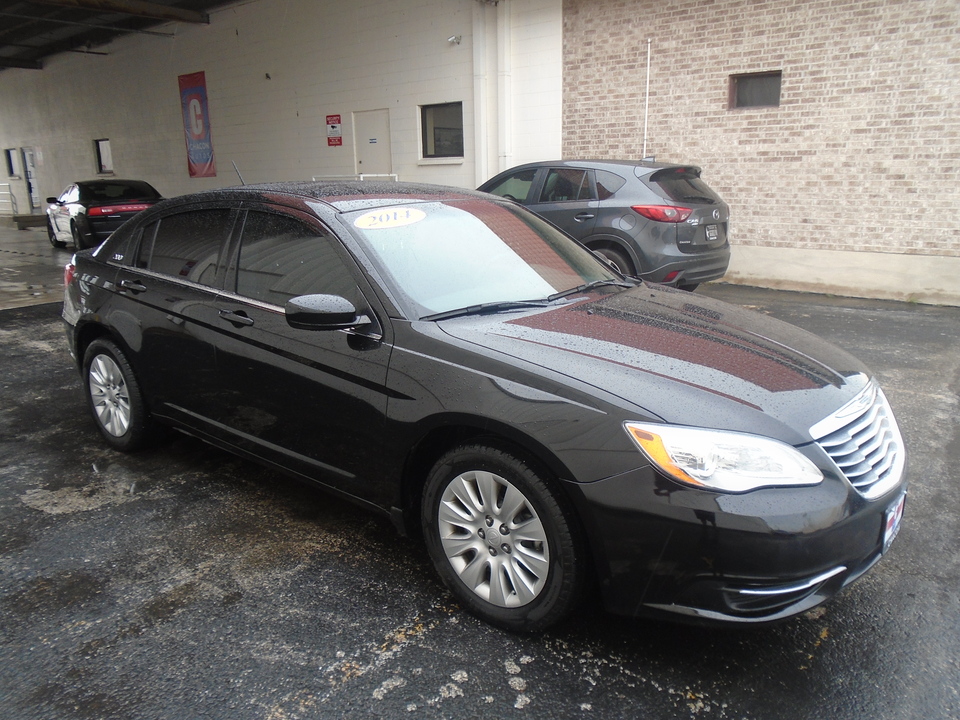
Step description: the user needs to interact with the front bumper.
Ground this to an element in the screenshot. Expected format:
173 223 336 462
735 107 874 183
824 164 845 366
564 465 906 624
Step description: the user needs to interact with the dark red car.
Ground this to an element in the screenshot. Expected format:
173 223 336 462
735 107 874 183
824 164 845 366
46 179 162 249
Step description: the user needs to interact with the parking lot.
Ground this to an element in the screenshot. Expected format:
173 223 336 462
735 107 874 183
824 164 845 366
1 224 958 719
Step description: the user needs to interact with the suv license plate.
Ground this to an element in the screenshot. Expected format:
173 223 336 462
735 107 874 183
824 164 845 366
883 493 905 552
705 224 718 241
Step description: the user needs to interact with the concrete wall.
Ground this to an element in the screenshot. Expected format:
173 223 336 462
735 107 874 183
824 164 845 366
0 0 562 205
562 0 960 305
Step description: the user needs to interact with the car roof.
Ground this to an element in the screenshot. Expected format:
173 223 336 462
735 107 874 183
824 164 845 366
486 159 701 178
161 180 494 213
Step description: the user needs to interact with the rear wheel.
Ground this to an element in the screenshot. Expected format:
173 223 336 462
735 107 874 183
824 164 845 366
421 443 586 632
47 218 66 248
593 246 635 276
70 222 86 250
83 339 156 452
677 283 699 292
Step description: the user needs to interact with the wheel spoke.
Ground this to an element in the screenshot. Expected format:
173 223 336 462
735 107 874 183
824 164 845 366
473 470 502 513
457 554 491 597
498 483 528 523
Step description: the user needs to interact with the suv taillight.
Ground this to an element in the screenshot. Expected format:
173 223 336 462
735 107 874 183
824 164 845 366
631 205 692 223
64 257 77 286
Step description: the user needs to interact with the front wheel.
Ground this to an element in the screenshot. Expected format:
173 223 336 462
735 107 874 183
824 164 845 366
83 339 156 452
421 443 586 632
593 246 636 276
47 218 66 248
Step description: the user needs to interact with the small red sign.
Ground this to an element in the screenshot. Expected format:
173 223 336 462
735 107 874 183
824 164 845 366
326 114 343 147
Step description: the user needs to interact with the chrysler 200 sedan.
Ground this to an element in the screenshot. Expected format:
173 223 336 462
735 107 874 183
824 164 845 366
62 181 907 631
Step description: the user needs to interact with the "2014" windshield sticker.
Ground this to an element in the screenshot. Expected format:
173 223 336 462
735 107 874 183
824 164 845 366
354 207 426 230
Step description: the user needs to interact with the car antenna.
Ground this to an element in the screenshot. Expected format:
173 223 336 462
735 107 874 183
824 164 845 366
231 161 246 185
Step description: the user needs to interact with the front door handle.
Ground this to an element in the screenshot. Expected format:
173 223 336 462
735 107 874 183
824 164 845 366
574 213 595 221
219 309 255 327
119 279 147 293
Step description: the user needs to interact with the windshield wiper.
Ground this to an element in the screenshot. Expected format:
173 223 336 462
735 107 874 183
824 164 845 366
422 299 554 322
547 279 634 302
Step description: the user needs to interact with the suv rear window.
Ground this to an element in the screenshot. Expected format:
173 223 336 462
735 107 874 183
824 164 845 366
648 167 721 205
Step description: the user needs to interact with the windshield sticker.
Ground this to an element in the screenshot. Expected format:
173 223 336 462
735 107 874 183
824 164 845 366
354 207 426 230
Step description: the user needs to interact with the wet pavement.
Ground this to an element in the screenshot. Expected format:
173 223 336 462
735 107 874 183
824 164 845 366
1 224 958 719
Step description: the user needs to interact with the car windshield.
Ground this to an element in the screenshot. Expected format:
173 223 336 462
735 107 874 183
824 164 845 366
345 199 620 318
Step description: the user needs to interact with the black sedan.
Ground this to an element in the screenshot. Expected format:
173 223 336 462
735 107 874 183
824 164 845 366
479 159 731 290
47 179 162 250
62 181 907 631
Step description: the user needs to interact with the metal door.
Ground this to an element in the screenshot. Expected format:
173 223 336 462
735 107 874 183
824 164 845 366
353 109 392 176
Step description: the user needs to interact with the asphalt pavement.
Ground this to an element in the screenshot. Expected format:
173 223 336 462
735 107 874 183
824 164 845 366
1 223 958 719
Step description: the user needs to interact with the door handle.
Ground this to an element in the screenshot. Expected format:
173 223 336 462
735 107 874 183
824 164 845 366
574 213 595 221
119 279 147 293
219 309 255 327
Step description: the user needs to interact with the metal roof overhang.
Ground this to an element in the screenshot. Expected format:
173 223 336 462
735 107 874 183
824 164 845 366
0 0 235 71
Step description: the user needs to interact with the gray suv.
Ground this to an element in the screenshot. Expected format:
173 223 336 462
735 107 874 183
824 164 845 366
478 159 730 290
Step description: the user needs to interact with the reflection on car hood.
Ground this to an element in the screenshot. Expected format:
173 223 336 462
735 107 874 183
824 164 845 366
437 284 870 444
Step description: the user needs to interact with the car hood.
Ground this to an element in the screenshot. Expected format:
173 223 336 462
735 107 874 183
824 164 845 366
436 284 871 445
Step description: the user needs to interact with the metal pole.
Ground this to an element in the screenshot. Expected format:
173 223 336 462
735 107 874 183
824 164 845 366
642 38 652 158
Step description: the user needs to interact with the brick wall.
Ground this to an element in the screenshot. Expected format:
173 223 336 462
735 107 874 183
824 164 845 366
562 0 960 258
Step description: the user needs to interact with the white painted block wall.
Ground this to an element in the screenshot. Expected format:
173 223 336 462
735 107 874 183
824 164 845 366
0 0 562 205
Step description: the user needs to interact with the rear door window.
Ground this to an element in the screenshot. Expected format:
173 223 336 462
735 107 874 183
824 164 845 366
538 169 596 203
136 208 233 287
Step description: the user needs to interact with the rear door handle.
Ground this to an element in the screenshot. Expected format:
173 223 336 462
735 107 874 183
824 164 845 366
119 279 147 293
575 213 595 221
219 309 255 327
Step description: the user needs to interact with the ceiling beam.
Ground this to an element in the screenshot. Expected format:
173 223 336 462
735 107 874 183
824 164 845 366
0 57 44 70
31 0 210 24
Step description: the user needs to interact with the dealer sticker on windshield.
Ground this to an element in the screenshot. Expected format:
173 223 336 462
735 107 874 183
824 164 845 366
882 492 905 553
354 207 426 230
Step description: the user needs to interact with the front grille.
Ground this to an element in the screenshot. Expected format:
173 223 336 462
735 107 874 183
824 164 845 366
809 381 905 500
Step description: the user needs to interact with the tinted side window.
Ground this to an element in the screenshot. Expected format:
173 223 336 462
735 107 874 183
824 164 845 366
484 169 537 202
137 209 232 287
234 211 358 306
539 169 594 202
595 170 626 200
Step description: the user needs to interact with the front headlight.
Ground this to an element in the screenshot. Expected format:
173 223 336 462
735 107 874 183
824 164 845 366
624 422 823 493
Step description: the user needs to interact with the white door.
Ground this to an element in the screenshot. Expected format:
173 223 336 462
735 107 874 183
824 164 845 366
353 109 392 177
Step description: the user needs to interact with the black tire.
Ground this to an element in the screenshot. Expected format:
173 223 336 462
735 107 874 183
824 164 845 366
593 246 635 276
82 338 156 452
70 222 86 250
47 218 66 248
421 443 586 632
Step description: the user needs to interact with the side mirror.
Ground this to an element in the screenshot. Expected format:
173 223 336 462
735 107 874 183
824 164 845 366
46 197 59 204
285 294 371 331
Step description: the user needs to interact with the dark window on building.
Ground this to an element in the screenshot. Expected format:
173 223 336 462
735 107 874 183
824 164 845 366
94 139 113 173
420 102 464 158
137 209 233 286
234 211 358 306
730 72 782 109
4 149 17 177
